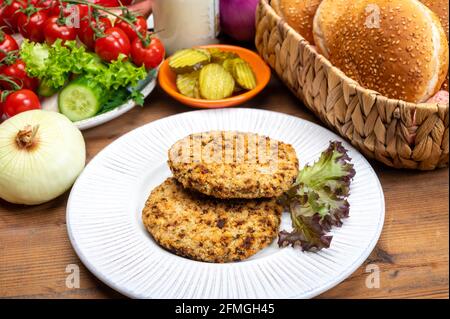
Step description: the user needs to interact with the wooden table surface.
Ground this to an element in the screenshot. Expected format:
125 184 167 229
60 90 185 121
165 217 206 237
0 75 448 299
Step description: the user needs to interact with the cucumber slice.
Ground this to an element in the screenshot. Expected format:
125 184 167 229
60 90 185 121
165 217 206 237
58 77 103 122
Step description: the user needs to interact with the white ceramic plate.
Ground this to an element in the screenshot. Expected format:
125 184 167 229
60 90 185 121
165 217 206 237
66 108 385 299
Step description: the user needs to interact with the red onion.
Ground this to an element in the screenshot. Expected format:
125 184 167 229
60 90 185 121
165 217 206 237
220 0 259 42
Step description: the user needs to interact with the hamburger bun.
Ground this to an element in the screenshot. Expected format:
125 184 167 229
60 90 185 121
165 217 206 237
421 0 449 91
313 0 449 103
272 0 322 44
421 0 449 39
313 0 358 57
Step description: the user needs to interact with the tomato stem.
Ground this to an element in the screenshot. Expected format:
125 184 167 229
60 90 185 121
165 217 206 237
61 0 147 44
0 74 22 95
0 50 19 66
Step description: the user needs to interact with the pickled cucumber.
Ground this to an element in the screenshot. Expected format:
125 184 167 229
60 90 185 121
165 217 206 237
169 49 210 74
195 48 212 60
232 60 257 90
199 64 235 100
193 81 201 99
170 47 257 99
209 49 239 64
222 58 236 74
176 71 200 98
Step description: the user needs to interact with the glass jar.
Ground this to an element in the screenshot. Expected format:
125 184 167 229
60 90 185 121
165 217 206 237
153 0 220 54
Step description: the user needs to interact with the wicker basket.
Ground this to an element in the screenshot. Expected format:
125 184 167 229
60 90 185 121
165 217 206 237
255 0 449 170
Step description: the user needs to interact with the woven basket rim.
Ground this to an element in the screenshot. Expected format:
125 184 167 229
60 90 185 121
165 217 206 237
260 0 449 111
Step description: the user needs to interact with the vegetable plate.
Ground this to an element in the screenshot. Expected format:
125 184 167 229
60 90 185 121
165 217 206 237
0 1 164 130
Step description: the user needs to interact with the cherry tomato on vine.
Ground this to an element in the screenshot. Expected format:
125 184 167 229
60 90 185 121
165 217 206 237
95 27 130 62
131 37 165 70
0 31 19 61
115 15 147 43
17 10 49 43
3 89 41 117
74 4 92 18
78 16 112 51
0 59 39 91
92 0 121 7
34 0 65 16
1 0 25 32
43 15 77 44
0 5 15 34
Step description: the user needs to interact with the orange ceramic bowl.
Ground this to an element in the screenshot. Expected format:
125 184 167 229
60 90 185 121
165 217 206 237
158 44 271 108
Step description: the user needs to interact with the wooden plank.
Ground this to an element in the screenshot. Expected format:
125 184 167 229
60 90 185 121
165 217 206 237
0 82 448 299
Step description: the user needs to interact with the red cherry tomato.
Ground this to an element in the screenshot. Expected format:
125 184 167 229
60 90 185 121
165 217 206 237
3 89 41 117
0 5 15 34
115 15 147 43
95 27 130 62
131 37 165 70
35 0 67 16
92 0 121 7
17 10 49 43
43 15 77 45
74 4 92 18
0 32 19 61
34 0 53 15
1 0 25 32
0 59 39 91
35 1 89 19
78 16 112 51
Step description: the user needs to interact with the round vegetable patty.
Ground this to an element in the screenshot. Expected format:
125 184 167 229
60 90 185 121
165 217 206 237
142 178 283 263
168 131 299 199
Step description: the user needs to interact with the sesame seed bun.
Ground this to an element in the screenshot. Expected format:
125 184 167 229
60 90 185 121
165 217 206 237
421 0 449 91
312 0 355 57
421 0 449 39
313 0 449 103
272 0 322 44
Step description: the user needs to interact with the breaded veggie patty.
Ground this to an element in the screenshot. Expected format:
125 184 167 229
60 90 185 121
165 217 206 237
168 131 299 199
142 178 282 263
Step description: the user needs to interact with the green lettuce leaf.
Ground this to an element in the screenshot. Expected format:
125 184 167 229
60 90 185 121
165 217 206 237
20 41 147 93
19 40 49 77
84 54 147 91
278 141 356 252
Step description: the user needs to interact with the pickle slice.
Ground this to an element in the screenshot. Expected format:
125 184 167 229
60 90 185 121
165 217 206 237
193 81 201 99
169 49 210 74
195 48 212 60
199 63 235 100
207 48 221 55
222 58 236 74
209 49 239 64
232 60 257 90
176 71 200 98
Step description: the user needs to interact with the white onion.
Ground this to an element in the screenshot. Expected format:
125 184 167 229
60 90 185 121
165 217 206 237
0 110 86 205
